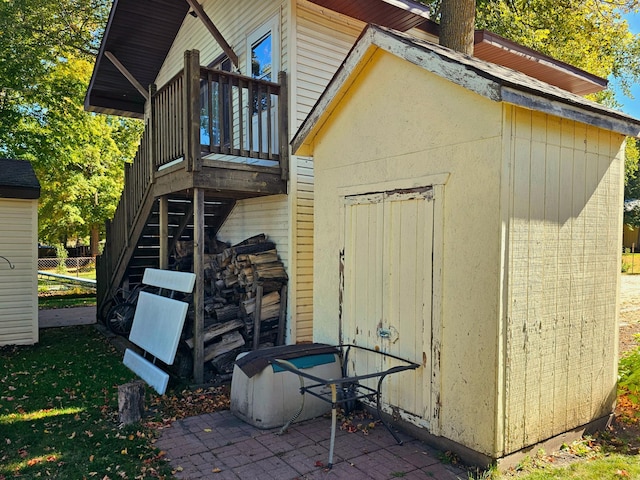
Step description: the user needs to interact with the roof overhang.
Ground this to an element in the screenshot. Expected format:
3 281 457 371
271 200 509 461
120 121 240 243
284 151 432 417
306 0 437 33
0 159 40 199
85 0 190 118
292 25 640 156
86 0 608 119
473 30 607 96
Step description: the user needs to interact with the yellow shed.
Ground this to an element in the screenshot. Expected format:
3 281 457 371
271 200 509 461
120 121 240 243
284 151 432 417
0 159 40 345
292 25 640 466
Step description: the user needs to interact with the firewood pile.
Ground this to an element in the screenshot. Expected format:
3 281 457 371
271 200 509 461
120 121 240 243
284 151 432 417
179 234 288 378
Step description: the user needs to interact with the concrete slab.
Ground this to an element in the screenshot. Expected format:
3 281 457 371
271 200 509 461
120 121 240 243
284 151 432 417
39 306 97 329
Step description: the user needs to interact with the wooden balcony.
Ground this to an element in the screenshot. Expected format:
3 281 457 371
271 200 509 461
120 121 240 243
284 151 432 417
152 50 288 197
97 50 288 316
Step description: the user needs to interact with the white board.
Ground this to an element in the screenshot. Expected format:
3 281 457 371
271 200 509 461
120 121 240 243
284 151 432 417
128 291 189 365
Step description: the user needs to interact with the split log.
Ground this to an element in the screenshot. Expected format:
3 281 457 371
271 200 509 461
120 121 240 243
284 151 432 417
118 380 145 425
233 233 267 246
210 350 243 374
234 241 275 255
242 291 280 316
213 304 239 322
185 318 244 348
247 250 279 264
254 262 288 281
203 331 245 362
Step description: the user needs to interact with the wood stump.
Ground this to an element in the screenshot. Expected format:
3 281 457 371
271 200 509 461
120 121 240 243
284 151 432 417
118 380 145 425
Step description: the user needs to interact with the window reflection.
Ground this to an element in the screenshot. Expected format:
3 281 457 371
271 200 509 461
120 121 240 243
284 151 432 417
251 34 272 81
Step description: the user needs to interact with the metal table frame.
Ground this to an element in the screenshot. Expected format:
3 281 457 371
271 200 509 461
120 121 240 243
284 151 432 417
268 344 420 468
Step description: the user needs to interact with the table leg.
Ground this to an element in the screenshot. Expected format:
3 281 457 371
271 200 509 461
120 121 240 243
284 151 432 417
376 374 403 445
328 383 337 468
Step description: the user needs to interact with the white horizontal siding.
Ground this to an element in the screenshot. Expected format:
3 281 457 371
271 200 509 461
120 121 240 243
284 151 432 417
0 199 38 345
295 2 362 129
217 195 289 269
156 0 288 87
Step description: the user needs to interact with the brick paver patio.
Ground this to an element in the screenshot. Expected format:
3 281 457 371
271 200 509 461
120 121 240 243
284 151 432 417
155 410 467 479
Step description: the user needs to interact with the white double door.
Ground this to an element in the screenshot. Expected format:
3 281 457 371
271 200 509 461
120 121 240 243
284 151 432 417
340 187 435 421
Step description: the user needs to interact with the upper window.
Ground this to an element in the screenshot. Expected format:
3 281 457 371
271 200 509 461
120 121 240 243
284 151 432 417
246 16 279 81
251 33 272 81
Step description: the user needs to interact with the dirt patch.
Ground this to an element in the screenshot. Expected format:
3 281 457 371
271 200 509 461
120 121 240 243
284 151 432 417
605 274 640 465
620 274 640 356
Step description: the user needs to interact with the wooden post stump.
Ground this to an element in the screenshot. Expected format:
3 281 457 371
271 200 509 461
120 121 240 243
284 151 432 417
118 380 145 425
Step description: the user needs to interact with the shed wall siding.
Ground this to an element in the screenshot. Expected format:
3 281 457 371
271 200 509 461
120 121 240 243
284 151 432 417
0 199 38 345
311 52 504 454
502 105 623 454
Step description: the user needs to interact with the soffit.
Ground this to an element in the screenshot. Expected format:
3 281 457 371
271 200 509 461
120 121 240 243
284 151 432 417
85 0 190 118
296 0 435 32
473 30 607 96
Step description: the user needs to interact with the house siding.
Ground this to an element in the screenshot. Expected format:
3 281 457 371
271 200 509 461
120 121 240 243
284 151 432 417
290 157 314 341
0 199 38 345
156 0 288 86
295 1 363 128
217 195 290 269
289 1 364 342
502 105 623 454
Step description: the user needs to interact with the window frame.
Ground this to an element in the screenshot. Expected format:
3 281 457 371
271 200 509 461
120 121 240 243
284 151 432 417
246 15 280 81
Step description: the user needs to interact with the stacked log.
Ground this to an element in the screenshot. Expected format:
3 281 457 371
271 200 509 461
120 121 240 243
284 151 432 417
184 234 288 376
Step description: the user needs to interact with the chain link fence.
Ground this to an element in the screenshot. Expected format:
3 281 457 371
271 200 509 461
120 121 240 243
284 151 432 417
38 257 96 276
38 257 97 296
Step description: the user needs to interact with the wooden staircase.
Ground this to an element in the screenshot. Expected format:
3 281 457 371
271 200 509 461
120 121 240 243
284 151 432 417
124 196 236 287
97 180 236 320
96 52 289 384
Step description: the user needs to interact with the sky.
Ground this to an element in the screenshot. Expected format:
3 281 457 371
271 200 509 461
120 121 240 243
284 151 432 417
617 12 640 119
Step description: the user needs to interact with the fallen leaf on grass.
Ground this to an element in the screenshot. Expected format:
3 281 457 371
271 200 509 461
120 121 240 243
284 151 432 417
616 470 630 477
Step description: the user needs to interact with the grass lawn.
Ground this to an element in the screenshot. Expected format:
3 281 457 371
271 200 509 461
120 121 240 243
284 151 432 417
38 294 96 309
622 253 640 274
0 326 173 479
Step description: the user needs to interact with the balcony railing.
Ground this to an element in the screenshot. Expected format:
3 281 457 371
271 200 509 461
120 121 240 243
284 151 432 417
152 50 288 173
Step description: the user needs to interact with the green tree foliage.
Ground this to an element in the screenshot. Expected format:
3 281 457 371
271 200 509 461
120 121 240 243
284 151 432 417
0 0 143 246
423 0 640 106
24 57 143 245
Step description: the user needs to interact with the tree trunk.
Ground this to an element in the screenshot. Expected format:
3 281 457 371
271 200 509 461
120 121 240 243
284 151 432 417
90 224 100 257
118 381 145 425
439 0 476 55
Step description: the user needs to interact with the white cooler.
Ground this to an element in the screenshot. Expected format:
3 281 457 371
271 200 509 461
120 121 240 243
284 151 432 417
230 347 342 429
